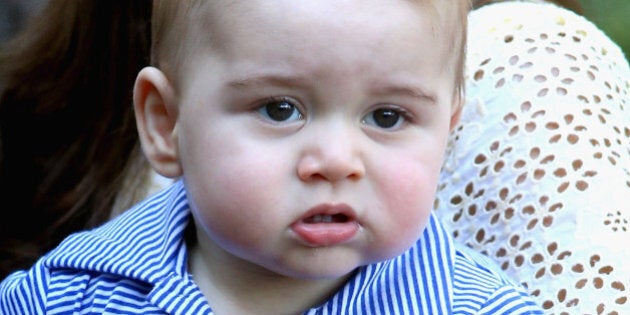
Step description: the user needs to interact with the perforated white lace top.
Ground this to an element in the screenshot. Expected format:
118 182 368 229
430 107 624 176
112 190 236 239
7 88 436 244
434 1 630 314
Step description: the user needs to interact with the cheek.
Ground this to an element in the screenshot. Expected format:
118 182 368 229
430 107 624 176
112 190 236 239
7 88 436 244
381 145 443 211
185 169 278 257
368 152 443 258
384 163 437 225
181 136 293 253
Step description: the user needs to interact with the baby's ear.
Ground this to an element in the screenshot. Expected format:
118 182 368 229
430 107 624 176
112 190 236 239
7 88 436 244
449 93 463 131
133 67 183 178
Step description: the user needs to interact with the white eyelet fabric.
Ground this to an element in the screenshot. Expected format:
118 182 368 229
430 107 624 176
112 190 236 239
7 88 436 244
434 1 630 314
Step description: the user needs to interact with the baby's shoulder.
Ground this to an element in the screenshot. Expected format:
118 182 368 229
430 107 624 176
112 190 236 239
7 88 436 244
0 263 161 314
0 181 192 314
451 243 543 314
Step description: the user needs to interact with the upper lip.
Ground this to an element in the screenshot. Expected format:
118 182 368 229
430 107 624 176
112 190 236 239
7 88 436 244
296 203 357 224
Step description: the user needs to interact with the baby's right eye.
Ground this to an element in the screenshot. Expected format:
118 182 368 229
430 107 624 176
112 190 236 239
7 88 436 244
257 98 304 122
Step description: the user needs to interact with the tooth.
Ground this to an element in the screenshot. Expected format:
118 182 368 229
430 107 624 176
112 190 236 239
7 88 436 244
308 214 336 223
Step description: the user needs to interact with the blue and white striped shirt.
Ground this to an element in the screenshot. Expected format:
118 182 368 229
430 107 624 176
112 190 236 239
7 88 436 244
0 180 543 314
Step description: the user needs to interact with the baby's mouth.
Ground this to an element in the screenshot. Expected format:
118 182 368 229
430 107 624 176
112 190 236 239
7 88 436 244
303 213 350 224
291 204 359 247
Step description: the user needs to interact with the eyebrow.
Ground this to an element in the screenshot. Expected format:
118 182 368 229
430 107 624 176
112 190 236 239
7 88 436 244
227 74 309 90
227 74 438 104
372 83 438 105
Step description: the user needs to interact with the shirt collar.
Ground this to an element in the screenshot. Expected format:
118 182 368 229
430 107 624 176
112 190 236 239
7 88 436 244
44 179 191 284
43 179 455 313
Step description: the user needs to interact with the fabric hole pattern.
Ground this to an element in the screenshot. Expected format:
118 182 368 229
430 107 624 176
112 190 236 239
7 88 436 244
435 3 630 314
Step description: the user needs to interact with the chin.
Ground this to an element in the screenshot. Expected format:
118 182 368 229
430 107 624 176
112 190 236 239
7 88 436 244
272 257 363 280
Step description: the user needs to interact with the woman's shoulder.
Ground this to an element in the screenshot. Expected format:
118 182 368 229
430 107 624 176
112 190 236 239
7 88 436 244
465 0 629 106
468 0 628 72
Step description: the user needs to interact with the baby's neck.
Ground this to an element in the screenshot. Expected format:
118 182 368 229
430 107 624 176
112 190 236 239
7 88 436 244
188 242 352 315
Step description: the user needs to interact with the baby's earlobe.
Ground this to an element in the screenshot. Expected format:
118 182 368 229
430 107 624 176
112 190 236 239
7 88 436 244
449 102 463 131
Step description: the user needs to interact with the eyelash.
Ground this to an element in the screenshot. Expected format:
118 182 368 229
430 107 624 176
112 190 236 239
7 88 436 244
254 96 414 130
361 106 412 130
256 96 304 123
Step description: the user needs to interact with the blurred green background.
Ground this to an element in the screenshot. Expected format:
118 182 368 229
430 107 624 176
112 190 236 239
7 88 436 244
580 0 630 62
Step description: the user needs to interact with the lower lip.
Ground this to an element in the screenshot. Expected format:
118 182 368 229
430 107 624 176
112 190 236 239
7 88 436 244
291 221 359 246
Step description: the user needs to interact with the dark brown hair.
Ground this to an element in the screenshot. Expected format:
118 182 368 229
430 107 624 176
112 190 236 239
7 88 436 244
0 0 152 280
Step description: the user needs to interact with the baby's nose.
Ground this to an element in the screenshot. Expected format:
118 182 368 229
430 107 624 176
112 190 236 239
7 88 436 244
296 128 365 183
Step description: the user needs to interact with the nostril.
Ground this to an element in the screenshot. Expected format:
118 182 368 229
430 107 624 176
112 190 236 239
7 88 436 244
297 149 365 183
297 161 365 183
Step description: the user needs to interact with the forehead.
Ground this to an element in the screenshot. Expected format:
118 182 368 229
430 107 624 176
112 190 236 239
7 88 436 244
156 0 463 48
191 0 460 58
153 0 466 86
206 2 437 45
195 0 455 31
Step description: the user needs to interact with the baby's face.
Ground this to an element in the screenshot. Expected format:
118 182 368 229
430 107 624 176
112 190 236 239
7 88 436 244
176 0 459 279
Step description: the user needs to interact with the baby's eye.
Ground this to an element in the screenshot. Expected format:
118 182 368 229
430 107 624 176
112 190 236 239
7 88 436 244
257 99 304 122
362 108 405 129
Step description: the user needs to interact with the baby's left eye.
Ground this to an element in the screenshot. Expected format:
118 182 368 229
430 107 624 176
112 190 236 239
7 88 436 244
362 108 405 129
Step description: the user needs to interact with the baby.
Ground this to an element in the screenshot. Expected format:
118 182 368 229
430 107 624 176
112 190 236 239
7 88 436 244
0 1 542 314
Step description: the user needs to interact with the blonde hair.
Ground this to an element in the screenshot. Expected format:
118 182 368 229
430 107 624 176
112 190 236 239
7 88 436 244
150 0 203 89
151 0 470 103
